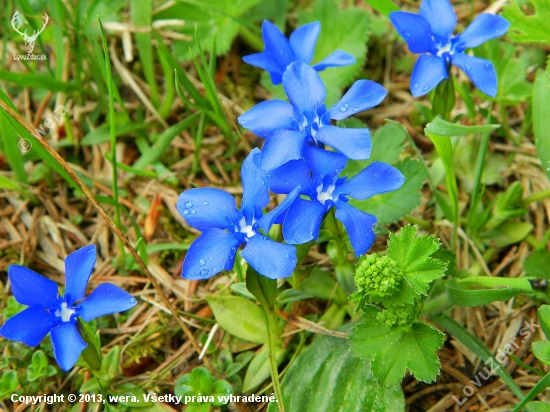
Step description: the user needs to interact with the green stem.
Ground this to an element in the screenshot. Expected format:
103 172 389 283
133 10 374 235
508 353 544 377
264 309 285 412
96 377 112 412
405 214 431 229
421 293 452 316
511 371 550 411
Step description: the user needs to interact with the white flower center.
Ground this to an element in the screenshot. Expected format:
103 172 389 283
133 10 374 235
55 302 75 322
437 43 452 57
240 224 256 238
317 184 335 204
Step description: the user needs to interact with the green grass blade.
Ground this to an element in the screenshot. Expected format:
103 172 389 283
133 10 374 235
432 314 525 401
511 372 550 412
0 110 27 183
0 71 78 93
362 0 399 17
534 70 550 181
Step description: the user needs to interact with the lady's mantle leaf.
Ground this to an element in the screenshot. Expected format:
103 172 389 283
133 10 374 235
502 0 550 46
350 306 445 386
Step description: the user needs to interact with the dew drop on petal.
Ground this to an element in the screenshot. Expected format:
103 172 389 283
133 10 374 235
414 84 419 89
353 107 358 111
465 64 471 70
130 297 137 304
285 253 289 258
183 210 189 215
191 210 196 214
203 201 209 205
209 257 213 260
185 202 192 208
200 269 209 276
423 86 429 91
339 106 347 112
199 259 206 266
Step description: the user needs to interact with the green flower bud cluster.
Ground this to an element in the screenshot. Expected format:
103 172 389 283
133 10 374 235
376 307 415 327
354 254 403 296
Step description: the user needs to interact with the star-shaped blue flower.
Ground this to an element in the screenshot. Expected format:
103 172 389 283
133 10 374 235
239 61 387 171
260 146 405 256
0 245 137 371
390 0 509 97
244 20 355 85
177 150 300 280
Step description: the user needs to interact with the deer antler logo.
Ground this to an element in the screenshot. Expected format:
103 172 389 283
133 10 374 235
11 10 49 54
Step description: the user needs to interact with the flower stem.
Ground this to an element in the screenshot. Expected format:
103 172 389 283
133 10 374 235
264 309 285 412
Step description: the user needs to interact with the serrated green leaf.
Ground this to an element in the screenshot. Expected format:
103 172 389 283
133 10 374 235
350 306 444 386
502 0 550 45
299 0 371 105
387 225 446 296
267 324 404 412
350 158 427 225
206 295 267 344
526 401 550 412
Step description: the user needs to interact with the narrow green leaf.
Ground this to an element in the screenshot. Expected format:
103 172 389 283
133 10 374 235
446 279 531 307
242 344 287 392
533 70 550 181
511 372 550 412
425 117 500 137
246 266 277 310
0 111 27 183
362 0 399 17
0 71 78 93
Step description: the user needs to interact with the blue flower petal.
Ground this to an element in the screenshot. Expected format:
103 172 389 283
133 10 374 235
261 129 308 171
454 14 510 50
177 188 238 231
410 54 449 97
419 0 457 44
282 198 326 245
64 245 96 306
256 186 301 234
330 80 387 121
314 125 371 160
243 52 283 84
243 21 296 85
241 149 270 223
267 159 313 195
0 305 59 347
8 265 59 309
312 50 356 71
77 284 137 322
289 21 320 64
451 53 497 97
241 235 297 279
238 100 296 138
333 162 405 200
182 229 242 280
334 201 377 257
389 12 436 54
282 62 326 115
50 321 87 371
304 146 348 181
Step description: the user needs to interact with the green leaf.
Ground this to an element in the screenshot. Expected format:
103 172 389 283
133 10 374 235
350 158 427 225
206 295 267 344
267 324 404 412
298 267 347 305
0 71 79 93
27 350 49 381
0 370 18 399
527 402 550 412
445 278 531 307
524 249 550 279
277 289 313 305
502 0 550 45
362 0 399 17
342 122 407 177
387 225 446 296
539 305 550 340
480 221 533 247
242 344 287 392
350 306 445 386
425 117 500 137
533 70 550 182
299 0 371 105
532 341 550 365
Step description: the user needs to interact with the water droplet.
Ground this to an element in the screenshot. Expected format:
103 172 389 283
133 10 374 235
199 259 206 266
414 84 419 89
404 32 410 38
353 107 358 111
339 105 347 112
266 174 272 178
209 257 213 260
191 210 196 214
231 247 236 252
485 63 490 67
130 297 137 304
203 201 209 205
200 269 209 276
183 210 189 215
185 202 192 208
423 86 429 91
285 253 289 258
465 64 471 70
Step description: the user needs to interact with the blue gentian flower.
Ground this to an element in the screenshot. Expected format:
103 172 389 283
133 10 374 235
0 245 136 371
244 20 355 85
239 61 387 171
389 0 509 97
260 146 405 256
177 150 300 280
